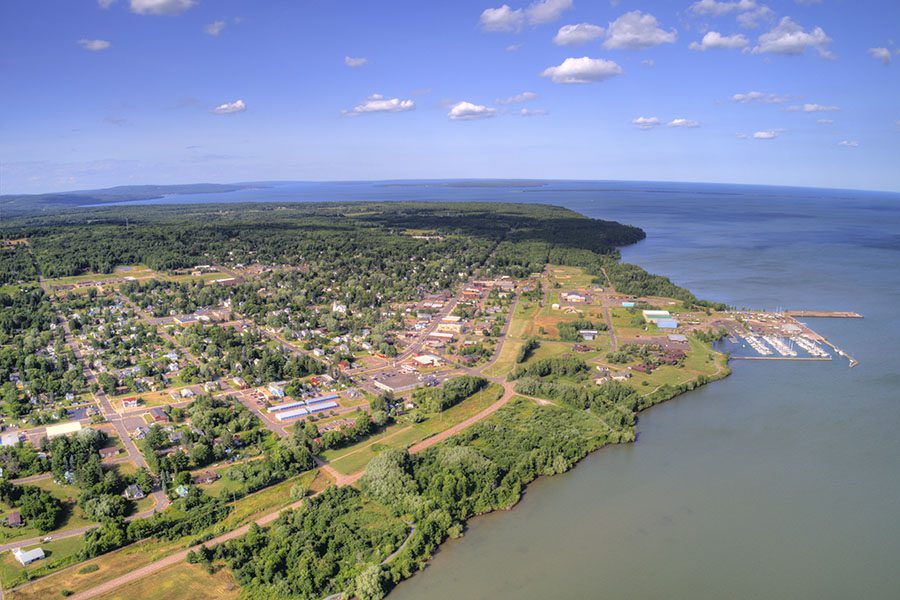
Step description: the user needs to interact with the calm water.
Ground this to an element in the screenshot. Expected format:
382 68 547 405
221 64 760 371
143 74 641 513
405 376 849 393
120 181 900 599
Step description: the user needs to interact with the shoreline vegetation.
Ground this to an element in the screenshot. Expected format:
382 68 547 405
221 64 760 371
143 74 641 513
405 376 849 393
0 201 729 600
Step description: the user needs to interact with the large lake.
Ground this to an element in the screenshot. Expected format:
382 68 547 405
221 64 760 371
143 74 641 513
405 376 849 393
116 181 900 599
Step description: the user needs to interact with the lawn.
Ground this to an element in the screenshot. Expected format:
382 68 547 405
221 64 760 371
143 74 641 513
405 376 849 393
325 383 504 475
42 265 158 287
96 562 240 600
0 535 84 591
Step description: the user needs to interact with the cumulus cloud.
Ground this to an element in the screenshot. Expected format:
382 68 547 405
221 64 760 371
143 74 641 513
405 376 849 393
787 103 839 112
689 31 749 51
868 47 891 65
98 0 117 8
689 0 759 16
130 0 196 15
838 140 859 148
212 99 246 115
344 94 415 116
480 5 524 32
78 39 111 51
344 56 369 67
752 17 833 58
541 57 623 84
732 91 788 104
668 118 701 128
737 5 773 29
525 0 573 25
448 101 497 121
632 116 661 130
205 20 226 36
603 11 677 50
554 23 605 46
496 91 538 105
518 108 548 117
753 130 779 139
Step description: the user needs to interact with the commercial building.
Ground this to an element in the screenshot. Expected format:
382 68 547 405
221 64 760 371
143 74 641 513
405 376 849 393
656 319 679 329
642 310 672 323
45 422 82 439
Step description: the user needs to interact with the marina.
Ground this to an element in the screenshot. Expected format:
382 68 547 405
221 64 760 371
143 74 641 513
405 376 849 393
720 310 859 368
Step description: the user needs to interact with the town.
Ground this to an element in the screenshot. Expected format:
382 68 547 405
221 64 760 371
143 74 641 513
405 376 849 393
0 202 858 600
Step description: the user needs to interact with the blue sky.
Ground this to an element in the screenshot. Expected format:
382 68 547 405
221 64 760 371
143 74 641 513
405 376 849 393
1 0 898 193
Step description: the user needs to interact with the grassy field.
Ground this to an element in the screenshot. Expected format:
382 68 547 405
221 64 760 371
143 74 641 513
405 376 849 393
111 387 189 410
43 265 158 287
547 265 596 289
6 536 185 600
324 383 504 475
0 536 84 591
96 562 240 600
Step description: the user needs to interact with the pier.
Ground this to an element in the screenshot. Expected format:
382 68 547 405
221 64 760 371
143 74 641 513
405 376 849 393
785 310 863 319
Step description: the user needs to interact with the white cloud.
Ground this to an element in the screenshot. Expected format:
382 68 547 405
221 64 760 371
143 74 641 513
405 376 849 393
668 118 701 128
787 103 839 112
752 17 833 58
78 39 111 51
480 5 524 32
505 43 522 52
212 99 246 115
541 57 623 84
518 108 548 117
205 20 226 36
496 91 538 105
689 31 749 51
554 23 605 46
732 91 788 104
688 0 758 16
98 0 117 8
130 0 196 15
737 5 773 29
838 140 859 148
753 130 779 139
344 56 369 67
448 101 497 121
641 58 655 67
817 119 833 125
603 11 677 50
632 116 661 130
525 0 573 25
344 94 415 116
868 47 891 65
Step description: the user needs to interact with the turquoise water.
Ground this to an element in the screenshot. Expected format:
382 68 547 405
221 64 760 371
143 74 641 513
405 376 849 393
113 181 900 599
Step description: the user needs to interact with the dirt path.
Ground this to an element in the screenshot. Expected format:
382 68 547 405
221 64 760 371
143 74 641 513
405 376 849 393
406 380 516 454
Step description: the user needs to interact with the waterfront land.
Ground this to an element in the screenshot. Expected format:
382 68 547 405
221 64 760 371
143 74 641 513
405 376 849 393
0 202 854 599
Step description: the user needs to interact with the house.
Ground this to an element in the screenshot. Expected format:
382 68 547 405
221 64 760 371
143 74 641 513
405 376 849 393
578 330 600 341
150 407 169 423
122 397 141 409
133 426 150 440
7 511 22 527
124 484 146 500
98 447 119 459
193 470 220 485
174 485 190 498
179 387 194 398
13 548 45 566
